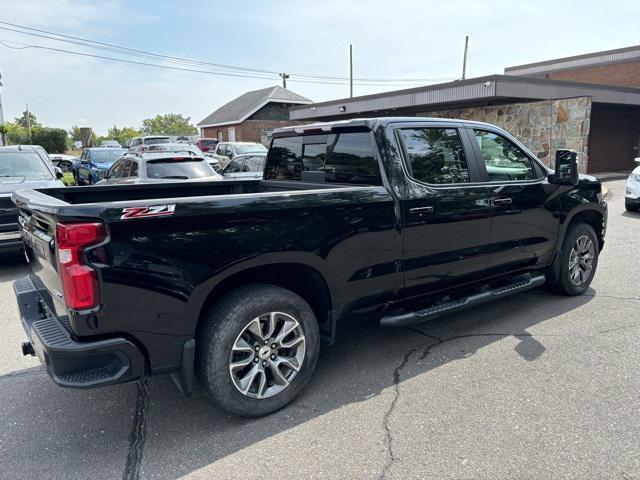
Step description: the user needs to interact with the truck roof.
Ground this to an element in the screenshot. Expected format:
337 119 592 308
271 117 501 136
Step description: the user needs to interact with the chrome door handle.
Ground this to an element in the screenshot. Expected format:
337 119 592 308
409 206 434 216
494 197 512 206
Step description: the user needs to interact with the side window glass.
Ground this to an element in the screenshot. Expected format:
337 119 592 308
119 160 131 178
245 156 264 171
226 159 242 173
398 128 470 184
108 160 122 179
473 130 537 181
129 161 138 177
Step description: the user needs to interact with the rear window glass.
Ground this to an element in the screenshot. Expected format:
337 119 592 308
236 144 267 155
91 149 126 164
146 159 214 179
144 137 171 145
265 131 380 184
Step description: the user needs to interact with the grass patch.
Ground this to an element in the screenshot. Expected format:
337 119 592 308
61 172 76 186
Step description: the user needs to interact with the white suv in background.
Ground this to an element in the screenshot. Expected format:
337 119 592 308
212 142 267 168
128 136 171 152
625 157 640 212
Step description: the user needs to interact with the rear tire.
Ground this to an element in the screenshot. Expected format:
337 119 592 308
548 222 599 296
196 284 320 417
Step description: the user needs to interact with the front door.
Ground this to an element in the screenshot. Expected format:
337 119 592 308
393 122 493 296
466 127 559 273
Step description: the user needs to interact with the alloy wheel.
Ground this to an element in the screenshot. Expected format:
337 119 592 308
569 235 595 286
229 312 306 399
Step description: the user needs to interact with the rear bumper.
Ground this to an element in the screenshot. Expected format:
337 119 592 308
14 275 145 388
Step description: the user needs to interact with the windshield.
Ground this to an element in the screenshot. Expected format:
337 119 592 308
91 149 126 164
236 144 267 155
0 152 53 179
201 139 217 146
144 137 171 145
146 158 216 179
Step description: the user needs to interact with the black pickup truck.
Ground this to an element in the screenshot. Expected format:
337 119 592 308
12 118 607 417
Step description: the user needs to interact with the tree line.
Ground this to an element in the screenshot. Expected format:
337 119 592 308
0 111 199 152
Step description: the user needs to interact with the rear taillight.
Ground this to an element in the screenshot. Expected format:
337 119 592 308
56 222 105 310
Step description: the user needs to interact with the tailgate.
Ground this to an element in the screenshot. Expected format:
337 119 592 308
17 204 68 322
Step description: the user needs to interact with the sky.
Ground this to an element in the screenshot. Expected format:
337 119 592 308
0 0 638 135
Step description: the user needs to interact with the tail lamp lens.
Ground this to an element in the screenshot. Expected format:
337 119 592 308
56 222 105 310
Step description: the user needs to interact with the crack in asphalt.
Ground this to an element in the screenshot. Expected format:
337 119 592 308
379 347 421 480
378 320 640 479
123 379 149 480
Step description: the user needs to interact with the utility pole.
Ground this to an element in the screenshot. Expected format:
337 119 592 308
279 72 290 89
26 103 32 141
461 35 469 80
0 71 4 126
349 44 353 98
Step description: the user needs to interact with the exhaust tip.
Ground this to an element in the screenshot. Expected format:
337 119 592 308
21 342 35 357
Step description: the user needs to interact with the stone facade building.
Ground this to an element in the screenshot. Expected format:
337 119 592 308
290 71 640 173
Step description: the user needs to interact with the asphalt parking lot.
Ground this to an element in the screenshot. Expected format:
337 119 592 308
0 178 638 480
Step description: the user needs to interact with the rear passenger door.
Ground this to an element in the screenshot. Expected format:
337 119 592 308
392 122 493 295
466 126 558 272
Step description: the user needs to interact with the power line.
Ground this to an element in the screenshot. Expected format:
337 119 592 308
0 39 446 87
0 20 453 84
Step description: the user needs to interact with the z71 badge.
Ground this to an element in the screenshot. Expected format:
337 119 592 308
121 204 176 220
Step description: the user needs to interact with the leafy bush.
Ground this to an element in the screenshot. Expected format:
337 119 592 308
2 124 67 153
32 128 68 153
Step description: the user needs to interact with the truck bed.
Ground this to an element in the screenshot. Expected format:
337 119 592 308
14 179 353 206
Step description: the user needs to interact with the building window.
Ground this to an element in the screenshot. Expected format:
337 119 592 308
217 130 222 141
228 127 236 142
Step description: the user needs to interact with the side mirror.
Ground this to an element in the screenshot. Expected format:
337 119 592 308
55 167 64 179
634 157 640 165
549 150 579 186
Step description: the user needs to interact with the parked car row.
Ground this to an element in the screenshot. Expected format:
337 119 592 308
0 145 65 256
72 137 268 185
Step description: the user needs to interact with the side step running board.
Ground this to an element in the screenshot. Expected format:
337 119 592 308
380 273 546 327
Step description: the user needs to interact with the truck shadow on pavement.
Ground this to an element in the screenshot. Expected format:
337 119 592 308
1 288 597 479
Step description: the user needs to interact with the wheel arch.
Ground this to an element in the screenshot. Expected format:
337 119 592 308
193 261 335 341
561 206 606 251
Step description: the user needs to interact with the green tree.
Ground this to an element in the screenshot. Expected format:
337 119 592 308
69 125 83 141
141 113 197 136
15 110 41 129
3 122 29 144
107 125 141 147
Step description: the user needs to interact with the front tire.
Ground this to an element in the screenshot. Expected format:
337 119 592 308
625 198 639 212
549 222 599 296
196 284 320 417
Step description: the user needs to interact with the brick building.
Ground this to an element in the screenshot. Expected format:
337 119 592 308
198 86 312 145
290 46 640 173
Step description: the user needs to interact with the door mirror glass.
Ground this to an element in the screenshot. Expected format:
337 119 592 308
551 150 579 186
